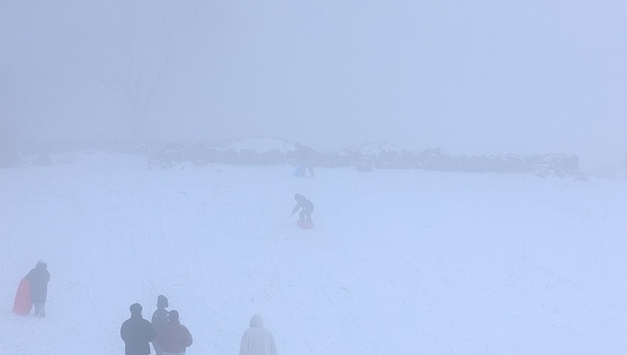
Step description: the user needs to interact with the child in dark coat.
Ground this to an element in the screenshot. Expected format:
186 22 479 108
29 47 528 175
25 260 50 317
291 194 314 226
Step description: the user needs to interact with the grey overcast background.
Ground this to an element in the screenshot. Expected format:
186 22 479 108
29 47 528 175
1 1 625 173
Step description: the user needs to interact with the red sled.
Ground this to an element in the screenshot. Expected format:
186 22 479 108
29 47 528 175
13 278 33 315
297 220 314 229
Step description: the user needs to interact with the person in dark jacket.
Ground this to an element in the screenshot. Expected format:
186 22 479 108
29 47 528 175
156 310 193 355
151 295 170 355
293 143 315 177
121 303 157 355
25 260 50 317
290 194 314 226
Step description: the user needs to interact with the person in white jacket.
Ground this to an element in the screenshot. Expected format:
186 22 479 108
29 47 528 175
239 314 278 355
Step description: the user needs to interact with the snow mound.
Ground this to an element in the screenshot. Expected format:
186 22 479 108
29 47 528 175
223 137 295 154
344 142 406 157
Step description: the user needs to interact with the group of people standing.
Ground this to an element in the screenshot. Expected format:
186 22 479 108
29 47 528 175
120 295 277 355
120 295 192 355
16 263 277 355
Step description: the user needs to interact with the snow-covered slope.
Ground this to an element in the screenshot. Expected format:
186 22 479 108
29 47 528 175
1 152 625 354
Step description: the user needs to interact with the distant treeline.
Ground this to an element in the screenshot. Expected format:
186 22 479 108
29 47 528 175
8 138 586 180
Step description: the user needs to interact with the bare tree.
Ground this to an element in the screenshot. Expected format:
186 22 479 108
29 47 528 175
121 19 193 139
89 0 202 140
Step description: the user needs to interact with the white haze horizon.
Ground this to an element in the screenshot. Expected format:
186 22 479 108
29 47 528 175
1 1 626 175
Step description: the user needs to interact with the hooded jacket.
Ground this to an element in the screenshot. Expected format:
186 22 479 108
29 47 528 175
157 318 193 353
25 262 50 303
239 314 278 355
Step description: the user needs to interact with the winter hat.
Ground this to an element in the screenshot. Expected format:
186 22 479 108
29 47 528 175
35 260 47 270
294 193 302 200
168 310 179 321
157 295 169 308
130 303 142 314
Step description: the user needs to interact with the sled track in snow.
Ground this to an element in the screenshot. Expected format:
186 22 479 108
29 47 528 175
303 252 383 355
65 188 114 353
257 234 382 355
258 241 320 355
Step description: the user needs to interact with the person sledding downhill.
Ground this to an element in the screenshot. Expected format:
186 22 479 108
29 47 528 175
290 194 314 227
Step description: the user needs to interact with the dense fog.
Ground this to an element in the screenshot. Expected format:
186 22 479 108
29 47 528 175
1 1 626 175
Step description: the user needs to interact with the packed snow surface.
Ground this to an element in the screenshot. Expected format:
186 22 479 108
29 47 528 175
1 152 626 354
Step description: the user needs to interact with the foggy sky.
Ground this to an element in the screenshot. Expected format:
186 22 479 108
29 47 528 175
1 1 626 171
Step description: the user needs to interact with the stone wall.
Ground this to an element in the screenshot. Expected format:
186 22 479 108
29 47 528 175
14 139 586 180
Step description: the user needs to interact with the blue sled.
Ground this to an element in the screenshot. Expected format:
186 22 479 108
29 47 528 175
293 165 306 177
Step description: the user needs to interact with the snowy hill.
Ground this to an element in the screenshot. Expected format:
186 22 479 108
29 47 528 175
1 152 625 354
